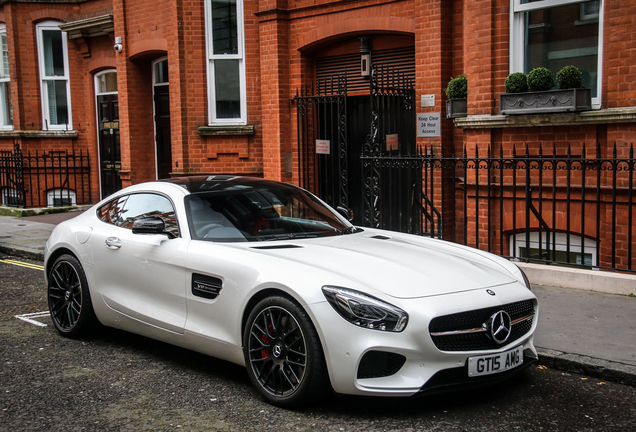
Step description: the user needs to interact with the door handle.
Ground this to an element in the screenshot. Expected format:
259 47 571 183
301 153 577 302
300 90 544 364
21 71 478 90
105 236 122 249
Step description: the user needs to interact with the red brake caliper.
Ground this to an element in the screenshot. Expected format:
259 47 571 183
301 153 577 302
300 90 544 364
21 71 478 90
261 322 272 359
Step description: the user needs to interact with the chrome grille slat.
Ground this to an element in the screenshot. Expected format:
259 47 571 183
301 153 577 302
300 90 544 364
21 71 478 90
429 300 536 352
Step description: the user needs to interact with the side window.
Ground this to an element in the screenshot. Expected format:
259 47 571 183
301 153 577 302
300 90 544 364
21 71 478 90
119 193 180 238
97 195 128 225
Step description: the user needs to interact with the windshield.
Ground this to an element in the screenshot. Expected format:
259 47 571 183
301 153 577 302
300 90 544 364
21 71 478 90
185 184 355 242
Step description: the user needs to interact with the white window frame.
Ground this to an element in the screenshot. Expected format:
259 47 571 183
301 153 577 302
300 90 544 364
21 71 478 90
1 187 20 206
204 0 247 125
46 188 76 207
36 20 72 130
511 231 597 268
510 0 604 109
0 24 12 130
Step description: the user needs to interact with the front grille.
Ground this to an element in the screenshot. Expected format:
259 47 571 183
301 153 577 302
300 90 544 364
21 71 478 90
357 351 406 379
429 300 535 352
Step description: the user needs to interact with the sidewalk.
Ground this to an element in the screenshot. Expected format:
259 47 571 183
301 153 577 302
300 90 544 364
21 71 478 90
0 210 635 387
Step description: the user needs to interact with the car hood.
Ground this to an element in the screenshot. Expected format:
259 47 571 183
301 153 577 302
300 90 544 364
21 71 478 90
245 229 520 299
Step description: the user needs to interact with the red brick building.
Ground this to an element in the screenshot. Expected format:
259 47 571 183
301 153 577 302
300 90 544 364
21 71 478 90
0 0 634 270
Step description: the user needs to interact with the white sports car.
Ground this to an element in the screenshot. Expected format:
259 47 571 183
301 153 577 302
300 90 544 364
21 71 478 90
45 175 538 407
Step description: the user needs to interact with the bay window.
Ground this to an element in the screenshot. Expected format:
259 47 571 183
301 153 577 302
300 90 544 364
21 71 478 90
511 0 603 108
205 0 247 124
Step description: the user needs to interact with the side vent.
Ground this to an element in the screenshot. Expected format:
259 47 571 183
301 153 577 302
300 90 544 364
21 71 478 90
192 273 223 299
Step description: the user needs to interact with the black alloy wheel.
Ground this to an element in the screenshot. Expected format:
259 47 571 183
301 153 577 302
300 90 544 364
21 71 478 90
48 254 97 338
244 296 328 407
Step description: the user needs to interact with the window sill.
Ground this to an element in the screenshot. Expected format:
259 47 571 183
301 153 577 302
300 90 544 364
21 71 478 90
0 130 79 138
453 107 636 129
198 125 255 136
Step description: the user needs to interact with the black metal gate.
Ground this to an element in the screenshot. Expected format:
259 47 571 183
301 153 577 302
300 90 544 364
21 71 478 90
293 64 417 230
361 64 418 232
293 73 348 212
0 144 25 207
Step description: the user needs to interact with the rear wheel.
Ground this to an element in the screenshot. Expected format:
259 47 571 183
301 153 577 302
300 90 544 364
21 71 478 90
244 296 328 407
47 254 97 338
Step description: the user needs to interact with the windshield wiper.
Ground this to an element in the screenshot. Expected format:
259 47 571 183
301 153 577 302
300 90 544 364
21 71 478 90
341 226 358 235
260 233 319 241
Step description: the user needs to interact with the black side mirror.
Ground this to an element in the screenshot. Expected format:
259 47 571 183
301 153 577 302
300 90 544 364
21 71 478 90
336 206 354 221
132 217 175 239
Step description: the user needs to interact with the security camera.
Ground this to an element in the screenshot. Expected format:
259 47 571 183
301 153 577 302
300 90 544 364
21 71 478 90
114 37 123 53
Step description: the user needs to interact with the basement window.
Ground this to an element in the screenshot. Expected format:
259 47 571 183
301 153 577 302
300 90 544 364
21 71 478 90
511 231 597 268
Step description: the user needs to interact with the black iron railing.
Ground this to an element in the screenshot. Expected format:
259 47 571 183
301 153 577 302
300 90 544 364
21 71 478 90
0 143 91 208
361 143 636 274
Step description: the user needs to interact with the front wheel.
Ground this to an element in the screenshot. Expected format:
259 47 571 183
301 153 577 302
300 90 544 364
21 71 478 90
47 254 97 338
243 296 328 407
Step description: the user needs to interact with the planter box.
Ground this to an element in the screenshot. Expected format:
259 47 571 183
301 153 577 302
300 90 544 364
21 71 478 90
446 98 467 119
499 88 591 115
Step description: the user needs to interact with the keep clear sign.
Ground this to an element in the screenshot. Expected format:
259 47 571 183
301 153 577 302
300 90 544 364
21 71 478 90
316 139 330 154
417 112 441 137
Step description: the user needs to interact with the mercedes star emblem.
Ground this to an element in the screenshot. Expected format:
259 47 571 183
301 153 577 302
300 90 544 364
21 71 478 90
486 311 512 344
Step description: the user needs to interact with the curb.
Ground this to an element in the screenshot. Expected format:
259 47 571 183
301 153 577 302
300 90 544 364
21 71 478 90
0 244 45 262
538 347 636 387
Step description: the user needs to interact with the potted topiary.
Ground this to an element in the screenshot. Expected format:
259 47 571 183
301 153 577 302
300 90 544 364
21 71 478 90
527 67 555 92
500 66 591 115
445 74 467 119
504 72 528 94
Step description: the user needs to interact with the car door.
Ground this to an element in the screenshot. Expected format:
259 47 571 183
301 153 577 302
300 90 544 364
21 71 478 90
91 192 187 333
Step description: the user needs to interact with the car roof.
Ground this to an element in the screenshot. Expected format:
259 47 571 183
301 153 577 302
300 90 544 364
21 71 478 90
161 175 300 195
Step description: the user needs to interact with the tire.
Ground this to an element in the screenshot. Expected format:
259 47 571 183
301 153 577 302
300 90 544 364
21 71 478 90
47 254 98 338
243 296 329 407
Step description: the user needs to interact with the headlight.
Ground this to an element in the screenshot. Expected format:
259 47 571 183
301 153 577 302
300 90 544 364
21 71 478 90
520 268 532 291
322 286 408 332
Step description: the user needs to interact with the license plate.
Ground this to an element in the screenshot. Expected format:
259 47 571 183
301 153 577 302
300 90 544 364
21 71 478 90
468 346 523 377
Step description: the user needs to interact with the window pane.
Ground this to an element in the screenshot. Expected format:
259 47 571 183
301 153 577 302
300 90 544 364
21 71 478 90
98 72 118 93
119 193 179 237
0 82 11 126
1 34 9 78
214 59 240 118
524 1 598 97
211 0 238 55
155 60 168 84
47 80 69 125
42 30 65 77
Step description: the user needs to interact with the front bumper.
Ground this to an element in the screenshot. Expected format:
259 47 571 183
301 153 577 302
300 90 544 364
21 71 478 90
309 286 538 396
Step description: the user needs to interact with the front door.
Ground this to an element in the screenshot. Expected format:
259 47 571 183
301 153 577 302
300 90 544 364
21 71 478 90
97 95 121 198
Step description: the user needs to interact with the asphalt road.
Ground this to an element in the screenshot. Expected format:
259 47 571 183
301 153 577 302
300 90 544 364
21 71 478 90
1 255 635 432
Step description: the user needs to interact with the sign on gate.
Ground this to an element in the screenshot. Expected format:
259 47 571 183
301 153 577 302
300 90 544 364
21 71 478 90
316 139 331 154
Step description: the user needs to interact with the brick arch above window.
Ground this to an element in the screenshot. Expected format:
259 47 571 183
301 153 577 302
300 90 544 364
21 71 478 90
30 9 71 23
129 38 168 60
87 52 117 75
297 17 414 52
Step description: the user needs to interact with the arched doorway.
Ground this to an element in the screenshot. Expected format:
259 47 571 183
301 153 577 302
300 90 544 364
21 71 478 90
294 35 416 229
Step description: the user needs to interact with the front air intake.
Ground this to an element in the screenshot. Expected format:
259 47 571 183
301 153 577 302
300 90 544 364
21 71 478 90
357 351 406 379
